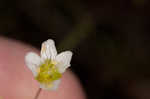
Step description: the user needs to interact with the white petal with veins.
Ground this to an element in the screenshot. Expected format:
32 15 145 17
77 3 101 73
50 80 61 90
39 84 49 90
56 51 73 73
39 80 60 90
25 52 41 76
41 39 57 60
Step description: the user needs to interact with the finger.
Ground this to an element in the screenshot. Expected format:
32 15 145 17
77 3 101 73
0 37 86 99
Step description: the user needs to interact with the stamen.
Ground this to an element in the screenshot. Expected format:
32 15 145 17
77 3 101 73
35 59 61 85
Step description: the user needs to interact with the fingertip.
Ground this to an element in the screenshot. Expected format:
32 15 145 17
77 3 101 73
0 37 86 99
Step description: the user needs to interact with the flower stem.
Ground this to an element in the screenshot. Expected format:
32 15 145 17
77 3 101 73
34 88 42 99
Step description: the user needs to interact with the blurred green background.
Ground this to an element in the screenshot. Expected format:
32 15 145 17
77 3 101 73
1 0 150 99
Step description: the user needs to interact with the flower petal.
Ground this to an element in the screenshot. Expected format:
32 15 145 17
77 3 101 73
41 39 57 60
25 52 41 76
39 80 61 90
56 51 73 73
50 80 61 90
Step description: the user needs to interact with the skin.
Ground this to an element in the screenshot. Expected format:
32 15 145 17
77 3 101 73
0 37 86 99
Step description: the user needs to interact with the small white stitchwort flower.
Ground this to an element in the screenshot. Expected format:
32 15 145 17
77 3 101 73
25 39 73 90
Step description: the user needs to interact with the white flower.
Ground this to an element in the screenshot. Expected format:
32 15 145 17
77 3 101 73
25 39 73 90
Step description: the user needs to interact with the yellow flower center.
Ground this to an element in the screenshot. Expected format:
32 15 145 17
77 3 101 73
35 59 61 85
